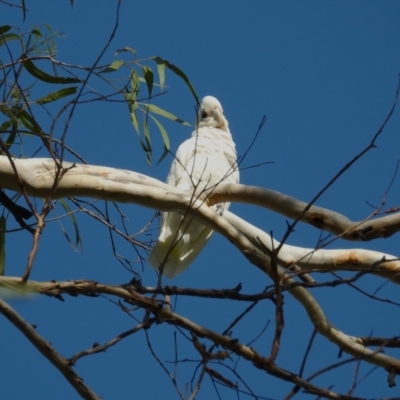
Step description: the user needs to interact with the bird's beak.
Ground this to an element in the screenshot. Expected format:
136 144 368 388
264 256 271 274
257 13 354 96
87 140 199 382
212 109 222 124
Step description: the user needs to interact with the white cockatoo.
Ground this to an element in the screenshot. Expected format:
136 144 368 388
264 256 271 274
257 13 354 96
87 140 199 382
149 96 239 279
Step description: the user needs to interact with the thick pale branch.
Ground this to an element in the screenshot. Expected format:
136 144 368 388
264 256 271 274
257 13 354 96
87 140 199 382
0 157 267 272
1 157 399 283
208 184 400 241
1 157 400 243
0 157 178 202
223 212 400 370
224 212 400 284
1 157 400 374
0 297 100 400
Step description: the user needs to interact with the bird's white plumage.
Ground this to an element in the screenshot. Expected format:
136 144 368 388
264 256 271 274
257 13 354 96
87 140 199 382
149 96 239 278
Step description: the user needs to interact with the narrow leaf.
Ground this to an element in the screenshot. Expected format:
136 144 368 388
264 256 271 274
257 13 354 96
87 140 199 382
5 129 16 149
152 57 199 104
142 66 153 97
0 112 18 149
143 117 152 147
143 103 190 125
130 69 139 100
17 110 51 147
156 61 165 92
0 216 6 276
57 199 82 251
18 109 39 131
125 92 137 107
31 29 42 37
148 114 170 164
36 86 77 104
0 26 11 35
129 109 140 134
0 33 20 47
143 118 152 164
23 59 80 84
115 46 136 56
0 120 11 132
99 59 124 74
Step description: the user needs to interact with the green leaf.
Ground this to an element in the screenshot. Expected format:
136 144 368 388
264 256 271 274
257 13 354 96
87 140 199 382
5 128 16 149
31 29 42 37
23 59 81 84
142 66 153 97
136 135 151 164
18 109 39 132
130 69 139 100
152 57 199 104
131 70 139 88
0 111 18 147
57 199 82 251
0 26 11 35
129 110 140 135
143 117 152 147
36 86 77 104
17 109 51 147
143 103 190 125
0 216 6 276
143 118 152 164
148 114 170 164
99 59 124 74
156 61 165 92
0 33 20 47
125 92 136 106
115 46 136 56
0 120 11 133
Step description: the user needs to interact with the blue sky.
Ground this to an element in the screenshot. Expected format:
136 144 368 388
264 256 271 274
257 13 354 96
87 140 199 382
2 1 400 399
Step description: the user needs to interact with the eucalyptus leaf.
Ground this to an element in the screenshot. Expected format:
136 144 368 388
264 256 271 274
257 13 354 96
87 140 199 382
115 46 136 56
143 103 190 125
156 62 165 92
36 86 77 104
0 33 20 47
57 199 82 251
23 59 81 84
148 114 170 165
99 59 124 74
152 57 198 104
0 25 11 35
142 66 153 97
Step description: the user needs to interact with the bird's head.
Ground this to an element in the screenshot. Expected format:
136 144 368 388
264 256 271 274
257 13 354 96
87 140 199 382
197 96 229 131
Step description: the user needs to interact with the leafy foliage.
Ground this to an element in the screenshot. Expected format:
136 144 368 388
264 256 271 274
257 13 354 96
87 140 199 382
0 21 199 264
0 24 197 164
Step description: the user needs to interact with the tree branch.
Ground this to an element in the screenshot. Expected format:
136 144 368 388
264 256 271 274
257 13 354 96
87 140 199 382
0 277 382 399
0 297 100 400
1 276 400 379
207 184 400 241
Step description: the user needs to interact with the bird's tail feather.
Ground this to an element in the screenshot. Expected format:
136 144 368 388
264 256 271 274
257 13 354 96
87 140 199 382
149 228 213 279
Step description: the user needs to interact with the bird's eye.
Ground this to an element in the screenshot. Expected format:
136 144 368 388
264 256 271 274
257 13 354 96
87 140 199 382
201 111 207 119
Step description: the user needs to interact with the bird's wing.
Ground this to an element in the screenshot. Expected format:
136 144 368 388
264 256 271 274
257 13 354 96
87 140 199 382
149 96 238 279
166 138 194 191
149 135 215 278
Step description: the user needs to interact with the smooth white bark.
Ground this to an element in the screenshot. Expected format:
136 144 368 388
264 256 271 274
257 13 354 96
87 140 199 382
1 156 400 372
